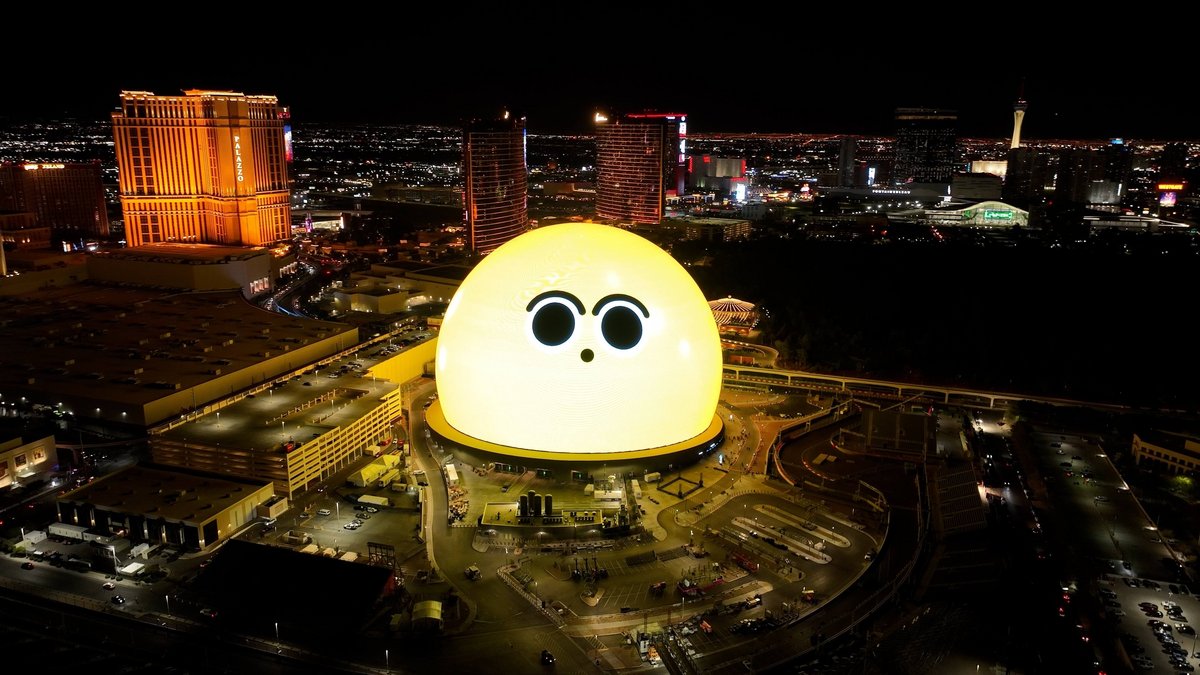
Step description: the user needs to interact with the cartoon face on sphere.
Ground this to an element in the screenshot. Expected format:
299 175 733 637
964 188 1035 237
436 222 722 454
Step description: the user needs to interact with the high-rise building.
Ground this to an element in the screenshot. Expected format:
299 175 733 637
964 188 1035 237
1003 147 1055 208
1159 142 1188 184
1054 148 1104 205
837 138 857 187
0 161 109 238
112 90 290 248
1101 139 1132 201
595 111 686 224
892 108 958 185
462 112 528 254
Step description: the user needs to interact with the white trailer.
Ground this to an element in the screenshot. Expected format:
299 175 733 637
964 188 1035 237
48 523 90 541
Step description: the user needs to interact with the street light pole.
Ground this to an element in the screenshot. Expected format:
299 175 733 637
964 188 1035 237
165 595 170 613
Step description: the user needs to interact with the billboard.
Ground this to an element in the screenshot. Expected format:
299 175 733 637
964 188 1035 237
1158 183 1183 208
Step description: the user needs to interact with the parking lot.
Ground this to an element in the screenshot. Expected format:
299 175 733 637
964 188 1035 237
1099 573 1200 671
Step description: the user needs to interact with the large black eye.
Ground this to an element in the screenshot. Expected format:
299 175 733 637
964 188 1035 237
531 302 575 346
600 305 642 350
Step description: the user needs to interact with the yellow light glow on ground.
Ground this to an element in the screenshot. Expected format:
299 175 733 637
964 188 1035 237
426 400 723 461
436 222 722 454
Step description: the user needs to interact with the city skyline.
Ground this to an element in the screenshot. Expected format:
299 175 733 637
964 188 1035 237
4 27 1200 674
4 45 1195 140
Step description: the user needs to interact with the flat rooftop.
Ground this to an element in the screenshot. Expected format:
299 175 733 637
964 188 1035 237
59 465 271 522
158 345 419 452
1139 429 1200 455
94 243 268 263
0 283 355 412
404 263 474 282
161 376 400 453
666 216 751 226
195 539 392 632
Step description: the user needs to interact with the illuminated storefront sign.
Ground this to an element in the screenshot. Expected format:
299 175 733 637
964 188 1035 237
435 222 722 454
983 209 1014 221
22 163 65 170
1158 183 1184 191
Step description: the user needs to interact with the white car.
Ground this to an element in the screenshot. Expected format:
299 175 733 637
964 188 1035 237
316 508 331 516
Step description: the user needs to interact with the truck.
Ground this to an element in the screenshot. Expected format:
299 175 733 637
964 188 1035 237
358 494 390 507
643 472 661 483
377 468 400 488
731 551 760 573
631 479 642 499
465 564 481 580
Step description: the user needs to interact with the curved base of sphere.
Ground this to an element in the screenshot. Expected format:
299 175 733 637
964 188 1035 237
425 399 724 467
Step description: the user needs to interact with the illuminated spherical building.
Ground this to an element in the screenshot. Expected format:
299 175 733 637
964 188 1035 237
427 222 723 465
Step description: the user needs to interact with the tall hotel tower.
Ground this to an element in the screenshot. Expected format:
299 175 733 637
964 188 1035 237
595 111 686 224
0 161 110 238
463 112 528 254
892 108 958 186
112 90 290 248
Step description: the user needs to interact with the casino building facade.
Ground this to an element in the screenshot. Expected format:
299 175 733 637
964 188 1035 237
112 90 290 247
595 112 686 225
463 113 528 255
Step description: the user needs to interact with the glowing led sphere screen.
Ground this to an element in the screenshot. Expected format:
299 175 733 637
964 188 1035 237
435 222 722 454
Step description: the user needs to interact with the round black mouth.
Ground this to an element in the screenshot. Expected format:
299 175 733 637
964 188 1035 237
580 349 594 363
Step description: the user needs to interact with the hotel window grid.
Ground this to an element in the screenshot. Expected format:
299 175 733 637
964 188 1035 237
463 116 528 254
113 90 290 247
595 114 683 224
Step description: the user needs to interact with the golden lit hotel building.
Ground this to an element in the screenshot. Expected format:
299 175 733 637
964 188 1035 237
112 90 290 247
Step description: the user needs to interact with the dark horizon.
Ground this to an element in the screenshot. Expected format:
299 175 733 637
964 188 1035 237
4 47 1196 141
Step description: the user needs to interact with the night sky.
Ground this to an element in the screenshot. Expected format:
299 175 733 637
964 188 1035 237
6 20 1194 140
